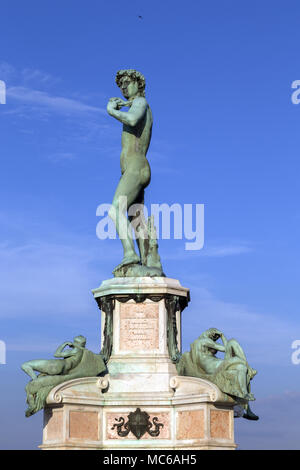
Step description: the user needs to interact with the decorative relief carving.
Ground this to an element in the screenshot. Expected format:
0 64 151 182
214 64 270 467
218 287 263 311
165 295 181 363
96 292 189 361
97 296 115 363
111 408 164 440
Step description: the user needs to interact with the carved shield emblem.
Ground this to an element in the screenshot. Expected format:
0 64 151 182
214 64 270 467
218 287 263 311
112 407 164 440
127 408 150 439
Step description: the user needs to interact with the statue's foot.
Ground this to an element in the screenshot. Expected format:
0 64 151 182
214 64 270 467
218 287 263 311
244 392 255 401
249 367 257 379
243 405 259 421
113 253 141 273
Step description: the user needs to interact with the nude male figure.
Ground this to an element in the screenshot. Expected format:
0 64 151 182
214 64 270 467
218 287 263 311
107 69 152 272
21 335 86 380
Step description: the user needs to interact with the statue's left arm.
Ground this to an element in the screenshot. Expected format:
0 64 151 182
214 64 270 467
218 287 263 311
107 97 147 127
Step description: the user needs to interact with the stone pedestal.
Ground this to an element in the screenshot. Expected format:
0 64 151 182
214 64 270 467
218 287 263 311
41 376 236 450
40 277 237 450
93 277 189 397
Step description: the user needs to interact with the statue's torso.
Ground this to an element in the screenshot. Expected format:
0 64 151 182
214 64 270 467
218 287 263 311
193 339 222 375
63 348 84 374
120 104 153 175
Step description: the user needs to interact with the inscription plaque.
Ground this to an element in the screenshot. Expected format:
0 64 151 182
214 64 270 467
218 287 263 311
119 303 159 351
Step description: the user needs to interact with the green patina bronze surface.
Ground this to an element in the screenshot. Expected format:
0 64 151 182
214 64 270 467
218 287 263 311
165 296 182 364
21 336 106 417
177 328 259 420
107 69 163 277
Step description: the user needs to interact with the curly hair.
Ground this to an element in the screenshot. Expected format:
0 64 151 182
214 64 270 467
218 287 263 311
115 69 146 97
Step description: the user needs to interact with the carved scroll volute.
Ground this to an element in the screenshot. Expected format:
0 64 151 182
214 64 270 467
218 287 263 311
98 296 115 363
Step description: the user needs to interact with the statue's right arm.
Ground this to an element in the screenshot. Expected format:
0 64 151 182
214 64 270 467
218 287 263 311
53 342 74 358
107 97 147 127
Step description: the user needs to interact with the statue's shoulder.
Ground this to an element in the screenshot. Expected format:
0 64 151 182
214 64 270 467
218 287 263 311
133 96 148 106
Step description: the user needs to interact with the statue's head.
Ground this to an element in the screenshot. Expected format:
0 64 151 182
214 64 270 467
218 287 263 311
73 335 87 349
115 69 146 99
201 328 222 341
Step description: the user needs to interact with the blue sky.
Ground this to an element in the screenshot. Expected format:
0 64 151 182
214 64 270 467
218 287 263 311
0 0 300 449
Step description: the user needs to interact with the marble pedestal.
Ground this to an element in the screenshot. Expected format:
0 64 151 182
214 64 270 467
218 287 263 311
40 277 237 450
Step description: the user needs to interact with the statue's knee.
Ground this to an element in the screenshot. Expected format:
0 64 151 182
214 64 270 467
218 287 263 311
227 339 238 348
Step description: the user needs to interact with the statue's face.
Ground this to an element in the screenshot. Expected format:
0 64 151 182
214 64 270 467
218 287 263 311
120 76 139 99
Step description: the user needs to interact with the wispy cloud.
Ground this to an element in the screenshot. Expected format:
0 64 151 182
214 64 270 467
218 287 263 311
7 86 105 116
0 62 59 86
182 284 296 367
0 61 106 117
201 242 252 257
0 239 105 319
0 209 114 320
0 62 110 153
21 68 59 85
163 240 253 260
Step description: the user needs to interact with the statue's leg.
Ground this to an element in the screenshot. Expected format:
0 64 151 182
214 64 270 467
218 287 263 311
109 171 144 267
128 189 149 264
225 339 247 362
235 363 248 396
22 359 64 380
232 362 255 400
223 342 254 399
22 361 38 380
225 340 257 392
243 403 259 420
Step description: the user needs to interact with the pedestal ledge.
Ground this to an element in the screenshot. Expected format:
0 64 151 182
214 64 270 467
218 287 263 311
92 277 190 387
92 276 190 300
46 375 235 407
46 377 106 406
170 376 235 405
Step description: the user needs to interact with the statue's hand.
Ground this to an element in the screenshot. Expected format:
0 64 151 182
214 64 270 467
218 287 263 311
107 97 128 113
107 98 118 114
115 99 129 109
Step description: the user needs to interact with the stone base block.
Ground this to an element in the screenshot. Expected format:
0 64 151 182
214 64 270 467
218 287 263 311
39 278 237 450
92 277 190 395
40 376 237 450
